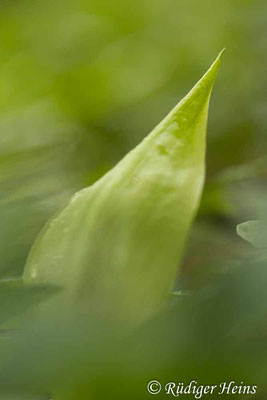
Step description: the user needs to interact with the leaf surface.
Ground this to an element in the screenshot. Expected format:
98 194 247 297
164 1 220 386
237 220 267 248
23 52 223 325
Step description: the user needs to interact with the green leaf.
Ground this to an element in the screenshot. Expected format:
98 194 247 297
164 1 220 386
0 279 61 326
23 52 223 326
237 220 267 248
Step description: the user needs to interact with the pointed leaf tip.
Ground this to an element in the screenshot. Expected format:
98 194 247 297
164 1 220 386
149 51 224 151
208 49 225 81
154 51 224 140
185 49 224 101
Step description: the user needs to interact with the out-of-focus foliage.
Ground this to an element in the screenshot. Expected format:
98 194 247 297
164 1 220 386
237 220 267 249
1 259 267 399
0 0 266 279
0 0 267 398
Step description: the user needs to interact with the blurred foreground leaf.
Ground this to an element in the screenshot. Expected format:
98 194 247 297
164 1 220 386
0 279 61 326
237 220 267 249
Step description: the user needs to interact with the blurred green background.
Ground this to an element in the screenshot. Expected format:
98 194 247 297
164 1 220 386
0 0 266 281
0 1 267 398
